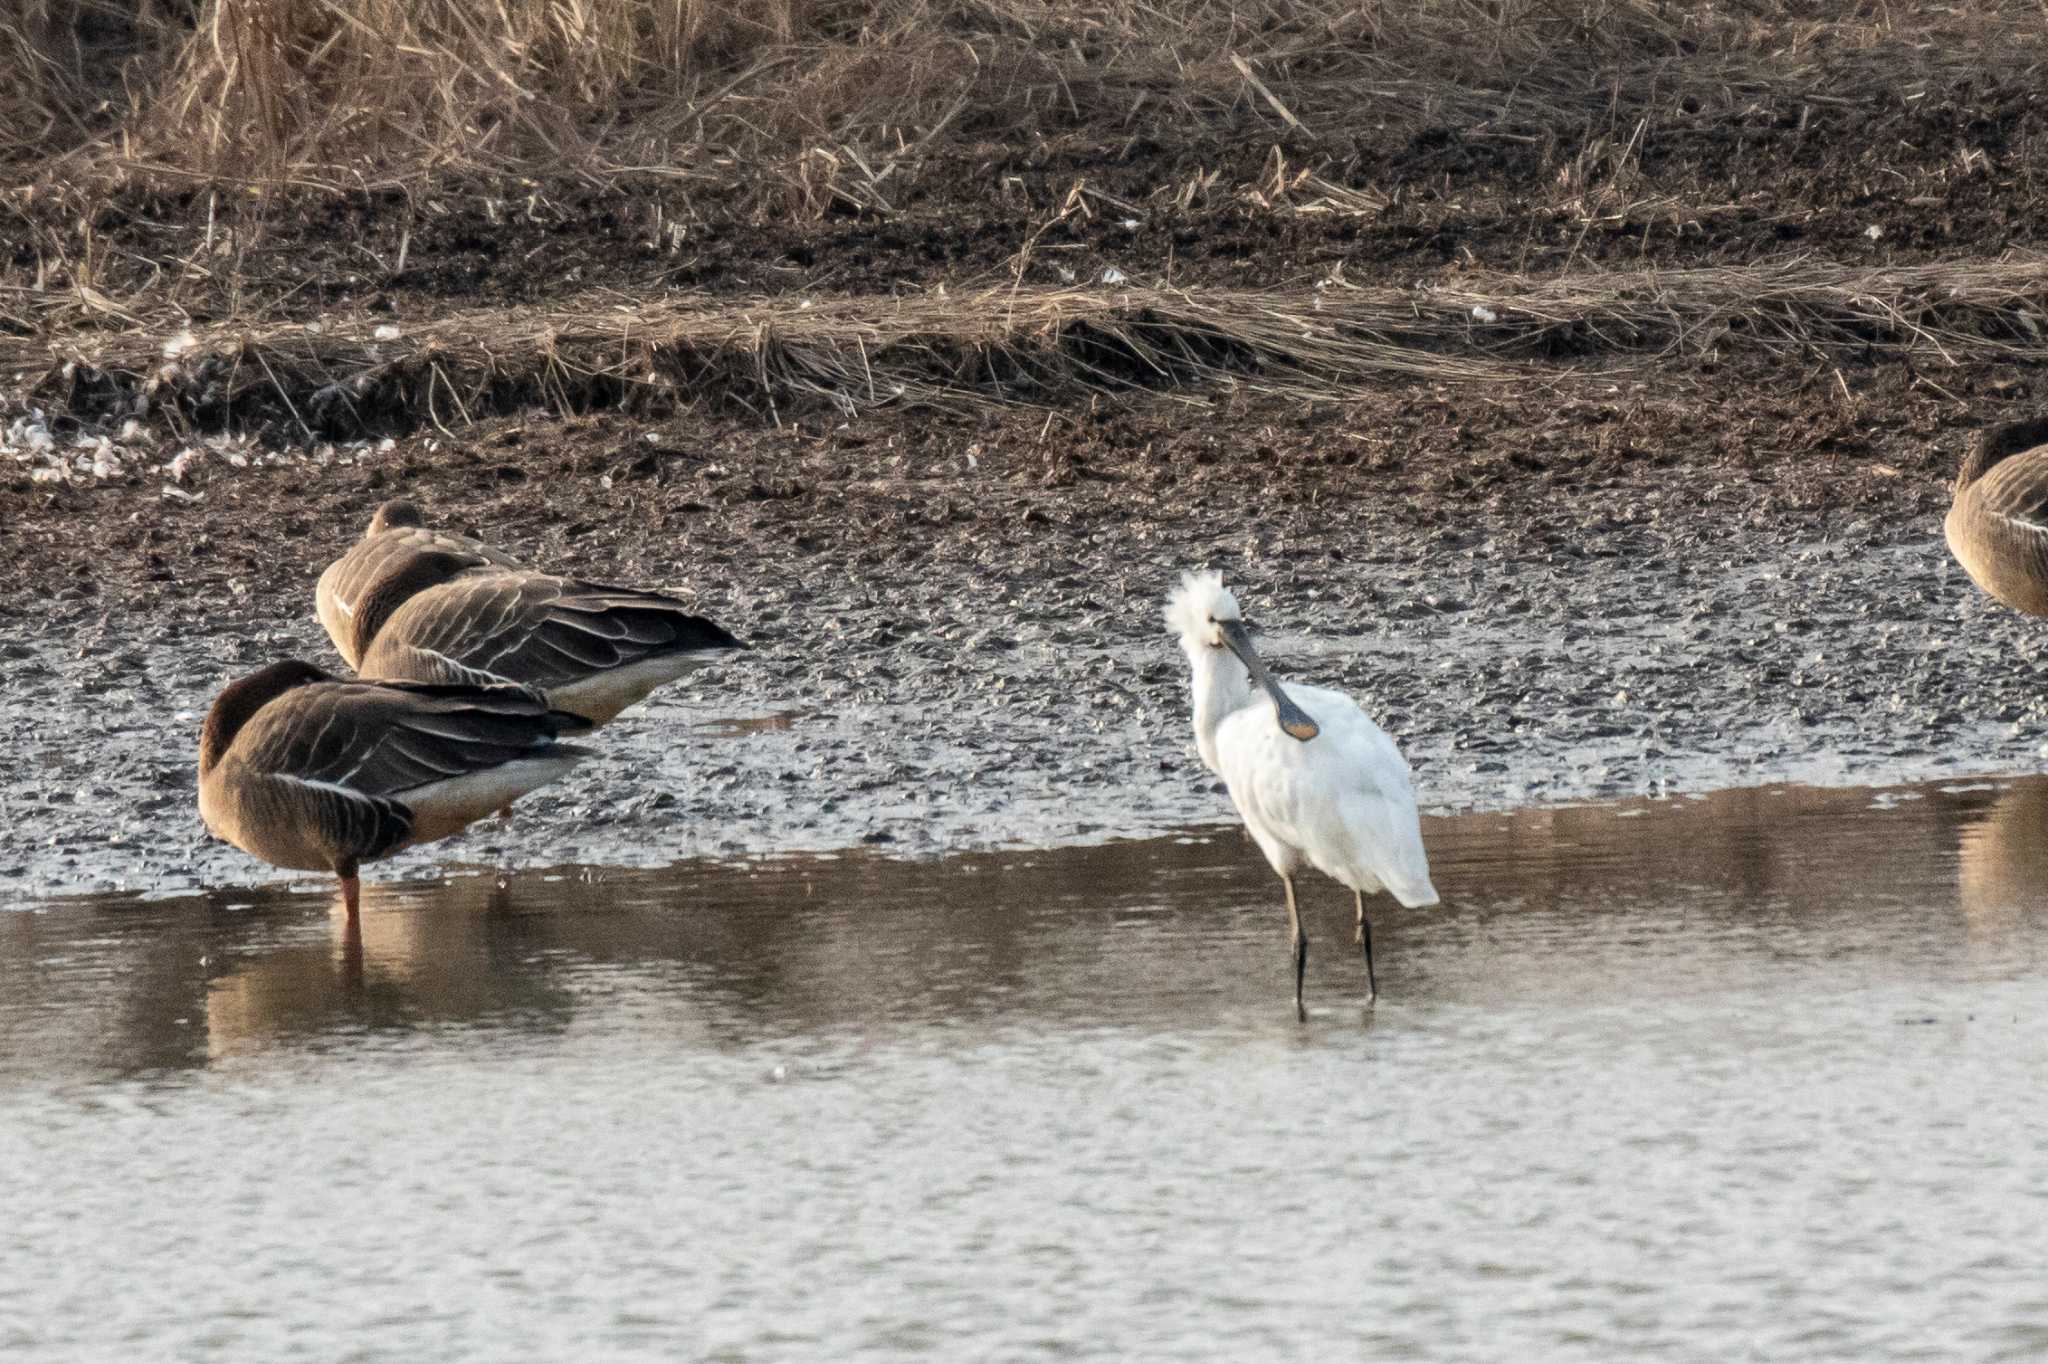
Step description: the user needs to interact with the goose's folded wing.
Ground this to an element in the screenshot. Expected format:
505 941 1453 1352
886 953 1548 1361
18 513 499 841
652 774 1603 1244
350 640 541 692
236 680 587 800
259 772 416 866
318 529 528 666
367 574 742 691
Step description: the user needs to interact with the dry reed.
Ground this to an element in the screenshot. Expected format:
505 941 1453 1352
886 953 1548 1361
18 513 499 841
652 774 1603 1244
18 257 2048 435
6 0 2043 192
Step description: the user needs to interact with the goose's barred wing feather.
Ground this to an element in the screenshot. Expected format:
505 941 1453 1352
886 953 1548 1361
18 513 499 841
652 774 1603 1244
269 774 416 867
366 574 742 692
236 680 589 799
1976 450 2048 533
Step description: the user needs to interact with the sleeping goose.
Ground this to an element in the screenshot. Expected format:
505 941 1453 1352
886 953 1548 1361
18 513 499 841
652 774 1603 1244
316 501 746 724
198 660 593 918
1946 415 2048 616
316 500 524 671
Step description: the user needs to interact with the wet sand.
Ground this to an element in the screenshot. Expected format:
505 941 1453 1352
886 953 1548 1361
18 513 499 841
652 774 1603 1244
6 6 2046 896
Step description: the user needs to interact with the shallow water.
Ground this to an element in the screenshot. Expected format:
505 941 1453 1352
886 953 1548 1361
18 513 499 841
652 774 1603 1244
4 776 2048 1360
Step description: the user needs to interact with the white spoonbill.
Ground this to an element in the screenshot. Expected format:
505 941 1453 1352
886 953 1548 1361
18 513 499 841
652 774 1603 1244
1167 571 1438 1018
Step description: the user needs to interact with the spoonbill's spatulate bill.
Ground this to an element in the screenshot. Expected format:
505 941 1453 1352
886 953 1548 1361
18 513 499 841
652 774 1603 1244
198 660 593 918
1167 571 1438 1018
315 500 747 725
1945 415 2048 617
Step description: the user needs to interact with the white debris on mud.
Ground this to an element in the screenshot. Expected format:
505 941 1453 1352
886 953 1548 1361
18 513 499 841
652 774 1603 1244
3 387 400 492
3 410 57 479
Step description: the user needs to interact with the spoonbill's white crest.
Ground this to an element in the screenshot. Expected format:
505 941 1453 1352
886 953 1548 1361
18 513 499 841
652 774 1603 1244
1167 571 1438 1018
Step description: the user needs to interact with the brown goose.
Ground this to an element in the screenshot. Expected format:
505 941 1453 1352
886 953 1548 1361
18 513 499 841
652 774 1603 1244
198 660 593 918
315 500 524 670
1946 415 2048 616
318 501 745 726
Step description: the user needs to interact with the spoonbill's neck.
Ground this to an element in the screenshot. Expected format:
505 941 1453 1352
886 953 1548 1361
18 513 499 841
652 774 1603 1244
1184 639 1256 772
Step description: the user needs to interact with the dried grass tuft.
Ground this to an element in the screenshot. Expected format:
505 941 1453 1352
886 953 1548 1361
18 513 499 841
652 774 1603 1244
18 257 2048 436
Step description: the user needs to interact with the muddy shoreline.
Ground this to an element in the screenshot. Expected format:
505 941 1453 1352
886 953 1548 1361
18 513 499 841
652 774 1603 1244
10 45 2048 902
5 390 2042 901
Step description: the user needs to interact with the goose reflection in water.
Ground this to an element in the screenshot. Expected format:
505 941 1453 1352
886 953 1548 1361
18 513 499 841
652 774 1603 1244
203 878 579 1060
1956 779 2048 947
22 775 2044 1077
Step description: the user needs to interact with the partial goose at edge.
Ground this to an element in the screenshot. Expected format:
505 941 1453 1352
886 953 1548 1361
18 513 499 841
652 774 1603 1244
1945 415 2048 617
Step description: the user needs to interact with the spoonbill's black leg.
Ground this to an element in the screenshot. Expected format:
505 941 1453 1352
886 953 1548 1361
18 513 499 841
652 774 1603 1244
1284 875 1309 1022
1354 890 1378 1005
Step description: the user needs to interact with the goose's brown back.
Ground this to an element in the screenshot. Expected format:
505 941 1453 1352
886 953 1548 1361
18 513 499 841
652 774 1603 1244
357 573 745 724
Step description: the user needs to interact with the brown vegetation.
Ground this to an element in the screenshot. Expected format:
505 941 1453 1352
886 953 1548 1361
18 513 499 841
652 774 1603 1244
7 1 2042 192
5 1 2048 433
17 258 2048 440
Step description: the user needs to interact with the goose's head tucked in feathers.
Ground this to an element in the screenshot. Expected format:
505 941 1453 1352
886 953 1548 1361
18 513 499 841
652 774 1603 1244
1958 416 2048 492
199 659 329 773
1164 571 1244 651
367 499 426 535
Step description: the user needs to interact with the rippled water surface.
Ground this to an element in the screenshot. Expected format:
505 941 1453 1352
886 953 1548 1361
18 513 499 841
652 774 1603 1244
5 777 2048 1360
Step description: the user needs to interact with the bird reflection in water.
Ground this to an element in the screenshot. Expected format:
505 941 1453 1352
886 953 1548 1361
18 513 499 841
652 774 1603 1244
202 876 572 1060
1956 779 2048 947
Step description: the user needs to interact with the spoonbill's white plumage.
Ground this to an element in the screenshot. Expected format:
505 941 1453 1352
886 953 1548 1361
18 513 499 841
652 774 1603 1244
1167 571 1438 1018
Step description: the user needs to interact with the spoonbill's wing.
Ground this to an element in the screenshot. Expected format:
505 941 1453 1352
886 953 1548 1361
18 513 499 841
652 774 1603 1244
1216 686 1437 907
